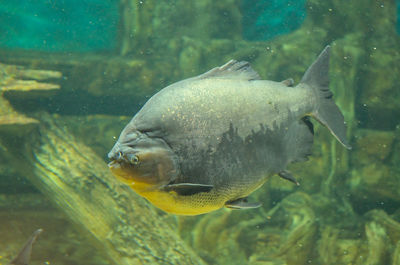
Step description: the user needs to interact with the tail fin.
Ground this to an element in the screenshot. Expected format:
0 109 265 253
300 46 351 149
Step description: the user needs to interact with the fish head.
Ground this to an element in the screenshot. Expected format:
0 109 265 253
108 129 178 190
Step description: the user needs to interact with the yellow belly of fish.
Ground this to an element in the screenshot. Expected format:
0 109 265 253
129 182 226 215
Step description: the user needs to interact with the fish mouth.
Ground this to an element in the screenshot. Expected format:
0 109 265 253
108 159 156 186
108 160 136 183
108 160 122 169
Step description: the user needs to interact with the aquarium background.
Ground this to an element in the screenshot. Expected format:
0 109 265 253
0 0 400 264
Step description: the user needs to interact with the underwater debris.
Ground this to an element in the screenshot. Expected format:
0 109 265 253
0 204 112 265
0 62 60 134
181 192 317 265
0 62 61 92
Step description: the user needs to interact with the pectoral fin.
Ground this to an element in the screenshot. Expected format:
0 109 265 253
162 183 213 196
225 197 261 209
278 170 300 186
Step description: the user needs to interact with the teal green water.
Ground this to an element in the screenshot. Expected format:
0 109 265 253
1 0 305 51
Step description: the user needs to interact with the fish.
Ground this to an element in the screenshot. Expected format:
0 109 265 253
108 46 351 216
8 229 43 265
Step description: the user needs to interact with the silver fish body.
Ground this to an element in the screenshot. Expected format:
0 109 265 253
108 46 350 215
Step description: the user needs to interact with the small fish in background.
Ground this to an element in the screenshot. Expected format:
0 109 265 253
7 229 43 265
108 46 351 215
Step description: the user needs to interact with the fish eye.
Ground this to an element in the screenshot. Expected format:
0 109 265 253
129 155 140 165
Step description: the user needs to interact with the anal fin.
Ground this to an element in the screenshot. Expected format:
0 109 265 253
225 197 261 209
278 170 300 186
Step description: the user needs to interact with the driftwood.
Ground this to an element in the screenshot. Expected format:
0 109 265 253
20 115 205 265
0 62 60 134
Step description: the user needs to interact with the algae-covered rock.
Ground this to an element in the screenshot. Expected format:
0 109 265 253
393 241 400 265
0 194 110 265
303 0 400 130
0 62 61 91
352 129 395 165
347 129 400 211
118 0 242 56
180 192 317 265
365 210 400 245
359 209 400 265
0 62 61 193
306 0 397 41
317 226 361 265
350 210 400 265
364 221 391 265
272 193 317 265
390 125 400 167
359 45 400 130
313 209 400 265
0 62 61 134
350 162 398 204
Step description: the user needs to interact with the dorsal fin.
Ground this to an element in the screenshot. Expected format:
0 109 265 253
281 78 294 87
9 229 43 265
196 60 261 81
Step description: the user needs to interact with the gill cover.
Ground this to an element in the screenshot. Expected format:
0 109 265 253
108 130 179 188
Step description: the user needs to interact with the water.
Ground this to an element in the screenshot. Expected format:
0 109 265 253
0 0 118 51
0 1 400 264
